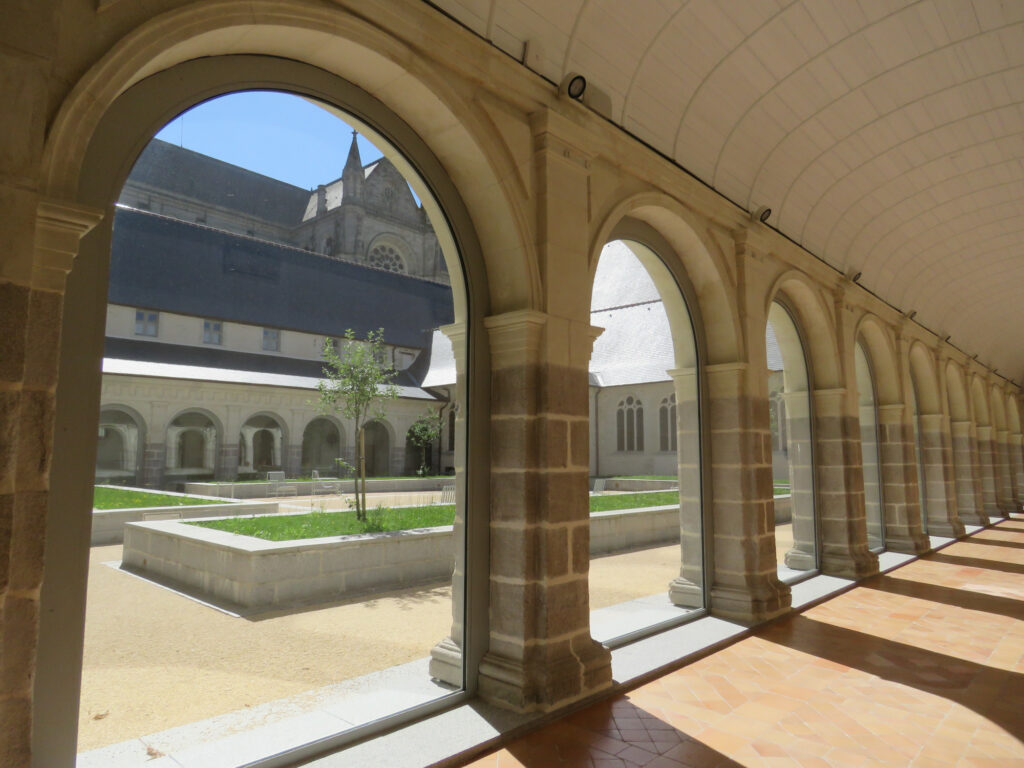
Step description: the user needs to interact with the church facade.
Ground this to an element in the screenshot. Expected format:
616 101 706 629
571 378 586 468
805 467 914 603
98 134 457 488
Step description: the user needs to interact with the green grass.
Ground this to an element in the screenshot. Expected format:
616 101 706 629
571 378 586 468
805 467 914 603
609 475 677 481
190 504 456 540
93 486 228 510
589 491 679 511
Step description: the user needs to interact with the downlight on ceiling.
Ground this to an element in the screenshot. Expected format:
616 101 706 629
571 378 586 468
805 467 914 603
751 205 771 224
560 72 587 100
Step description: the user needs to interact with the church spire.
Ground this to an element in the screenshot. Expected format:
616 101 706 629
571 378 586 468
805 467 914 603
342 130 364 204
343 129 362 175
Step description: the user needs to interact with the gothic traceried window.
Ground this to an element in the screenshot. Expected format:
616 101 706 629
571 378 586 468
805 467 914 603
659 393 677 452
616 396 644 452
368 243 406 273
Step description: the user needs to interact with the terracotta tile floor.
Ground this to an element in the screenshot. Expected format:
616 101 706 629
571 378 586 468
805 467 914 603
462 517 1024 767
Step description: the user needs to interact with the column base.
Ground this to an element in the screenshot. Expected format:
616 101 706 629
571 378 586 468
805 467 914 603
709 579 790 624
784 547 816 571
668 577 703 608
926 517 966 538
428 636 463 687
885 531 930 555
478 634 612 713
821 546 878 580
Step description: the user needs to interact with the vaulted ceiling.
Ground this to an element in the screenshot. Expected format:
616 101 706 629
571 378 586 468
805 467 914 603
430 0 1024 383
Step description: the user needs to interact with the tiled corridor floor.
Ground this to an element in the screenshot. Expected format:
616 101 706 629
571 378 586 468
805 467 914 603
463 517 1024 767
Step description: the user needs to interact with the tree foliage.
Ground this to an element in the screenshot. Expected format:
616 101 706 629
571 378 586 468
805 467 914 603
407 407 445 476
317 328 398 520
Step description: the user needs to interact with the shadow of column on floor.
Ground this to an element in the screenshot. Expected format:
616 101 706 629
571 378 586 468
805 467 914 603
760 615 1024 737
925 553 1024 576
498 696 744 768
955 536 1024 550
861 575 1023 620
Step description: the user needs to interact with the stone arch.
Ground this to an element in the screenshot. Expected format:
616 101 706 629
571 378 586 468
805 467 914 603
363 419 393 477
40 4 535 313
990 385 1008 432
37 14 510 762
766 271 840 390
301 416 346 475
590 195 740 365
166 408 222 473
96 404 148 482
853 314 900 406
945 361 970 422
239 410 289 447
907 342 941 415
971 375 991 426
238 411 288 472
586 210 708 618
1007 395 1021 434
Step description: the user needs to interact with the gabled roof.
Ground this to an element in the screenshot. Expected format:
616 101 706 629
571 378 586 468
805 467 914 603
123 139 309 227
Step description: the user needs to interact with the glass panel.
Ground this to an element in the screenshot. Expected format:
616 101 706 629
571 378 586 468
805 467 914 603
767 302 817 581
910 380 929 535
855 342 885 551
83 90 466 763
588 239 703 646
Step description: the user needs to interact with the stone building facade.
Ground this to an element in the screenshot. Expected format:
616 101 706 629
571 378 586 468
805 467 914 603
2 2 1024 767
98 135 457 488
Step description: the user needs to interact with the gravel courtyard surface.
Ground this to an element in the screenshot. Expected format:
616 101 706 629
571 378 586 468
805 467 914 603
78 524 795 752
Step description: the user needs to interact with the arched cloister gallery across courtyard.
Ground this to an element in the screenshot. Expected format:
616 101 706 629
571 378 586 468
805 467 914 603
4 3 1024 767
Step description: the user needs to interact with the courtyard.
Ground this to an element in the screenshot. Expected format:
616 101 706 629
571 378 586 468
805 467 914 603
78 516 795 753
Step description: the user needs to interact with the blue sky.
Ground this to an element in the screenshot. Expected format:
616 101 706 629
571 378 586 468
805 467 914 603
155 91 386 190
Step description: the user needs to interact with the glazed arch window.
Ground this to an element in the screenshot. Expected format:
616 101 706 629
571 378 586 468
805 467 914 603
616 396 644 452
134 310 158 337
659 394 677 452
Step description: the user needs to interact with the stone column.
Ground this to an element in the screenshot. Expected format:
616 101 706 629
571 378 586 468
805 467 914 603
918 413 964 537
813 388 878 579
951 420 987 526
781 391 815 571
666 367 702 607
430 323 467 686
4 199 102 767
876 404 929 553
859 403 885 549
976 426 1000 518
284 444 302 477
141 443 165 489
994 430 1014 515
477 310 611 711
707 363 790 622
1010 433 1024 513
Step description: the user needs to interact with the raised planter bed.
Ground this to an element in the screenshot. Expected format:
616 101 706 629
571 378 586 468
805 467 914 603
185 477 451 499
92 500 279 546
122 504 687 610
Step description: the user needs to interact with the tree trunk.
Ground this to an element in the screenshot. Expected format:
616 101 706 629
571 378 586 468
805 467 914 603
359 425 367 521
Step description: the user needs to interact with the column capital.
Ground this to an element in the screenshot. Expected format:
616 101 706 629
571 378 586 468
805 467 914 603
484 310 548 367
33 198 104 292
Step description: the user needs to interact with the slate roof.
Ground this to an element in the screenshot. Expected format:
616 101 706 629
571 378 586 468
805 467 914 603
108 207 454 351
124 139 310 227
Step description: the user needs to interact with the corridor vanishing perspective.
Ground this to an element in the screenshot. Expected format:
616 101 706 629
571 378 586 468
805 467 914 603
465 517 1024 768
4 2 1024 768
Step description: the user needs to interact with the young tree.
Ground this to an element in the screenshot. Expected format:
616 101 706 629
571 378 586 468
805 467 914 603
407 405 447 476
317 328 398 521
